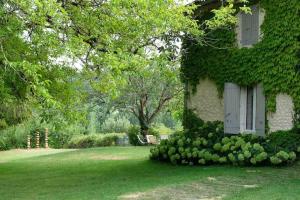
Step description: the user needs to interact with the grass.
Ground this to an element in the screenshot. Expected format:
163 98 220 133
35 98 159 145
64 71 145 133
0 147 300 200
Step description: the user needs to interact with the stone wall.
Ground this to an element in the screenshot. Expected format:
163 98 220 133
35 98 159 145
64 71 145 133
187 79 224 122
267 94 294 132
187 80 295 133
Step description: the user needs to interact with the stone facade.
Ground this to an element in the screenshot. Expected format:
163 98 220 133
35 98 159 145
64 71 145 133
187 79 224 122
188 79 295 133
267 94 294 132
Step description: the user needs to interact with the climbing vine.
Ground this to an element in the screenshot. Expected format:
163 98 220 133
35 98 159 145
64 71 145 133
181 0 300 114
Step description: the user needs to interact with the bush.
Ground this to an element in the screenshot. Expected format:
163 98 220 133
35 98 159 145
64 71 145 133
150 121 299 166
265 130 300 152
66 133 125 148
127 126 141 146
153 123 174 135
49 131 73 149
0 137 10 151
0 124 29 150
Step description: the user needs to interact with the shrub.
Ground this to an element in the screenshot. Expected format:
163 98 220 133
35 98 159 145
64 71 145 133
49 131 73 149
66 133 125 148
94 134 119 146
150 121 299 166
265 130 300 152
153 123 174 135
0 137 10 151
0 124 29 150
127 126 140 146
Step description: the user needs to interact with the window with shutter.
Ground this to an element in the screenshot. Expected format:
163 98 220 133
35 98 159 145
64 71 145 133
224 83 265 136
240 5 260 46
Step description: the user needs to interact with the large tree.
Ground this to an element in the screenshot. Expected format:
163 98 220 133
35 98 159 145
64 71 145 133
1 0 249 128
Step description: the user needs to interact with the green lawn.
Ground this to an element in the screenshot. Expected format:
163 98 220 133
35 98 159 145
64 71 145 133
0 147 300 200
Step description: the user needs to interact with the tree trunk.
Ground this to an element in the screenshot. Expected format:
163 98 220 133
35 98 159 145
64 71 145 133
138 116 150 137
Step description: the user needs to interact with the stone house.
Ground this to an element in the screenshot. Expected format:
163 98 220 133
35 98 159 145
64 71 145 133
183 0 300 136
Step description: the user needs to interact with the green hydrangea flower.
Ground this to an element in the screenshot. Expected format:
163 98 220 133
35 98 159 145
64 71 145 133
204 151 212 160
202 139 208 146
178 147 184 153
213 143 222 151
238 154 245 161
168 150 174 157
250 157 257 165
198 159 206 165
243 150 251 159
212 154 220 162
196 139 202 146
242 142 252 151
289 152 296 161
186 138 192 144
222 137 230 144
228 153 235 162
208 132 214 138
192 147 198 152
276 151 289 161
177 139 184 147
192 151 198 158
219 157 227 163
198 150 205 158
221 143 230 152
235 138 246 147
256 152 268 162
270 156 282 165
253 143 264 152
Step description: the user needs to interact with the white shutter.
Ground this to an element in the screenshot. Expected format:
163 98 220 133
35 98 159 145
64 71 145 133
255 83 266 136
241 5 260 46
224 83 241 134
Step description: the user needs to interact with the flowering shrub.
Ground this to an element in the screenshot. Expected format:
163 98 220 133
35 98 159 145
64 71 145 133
150 122 300 166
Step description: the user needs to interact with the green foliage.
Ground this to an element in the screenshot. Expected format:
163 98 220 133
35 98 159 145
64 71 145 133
182 0 300 115
265 130 300 152
150 120 300 166
67 133 126 149
100 114 131 133
0 137 9 151
152 123 174 135
183 109 224 139
127 126 141 146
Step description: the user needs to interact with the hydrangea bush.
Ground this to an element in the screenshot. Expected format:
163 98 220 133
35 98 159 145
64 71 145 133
150 122 300 166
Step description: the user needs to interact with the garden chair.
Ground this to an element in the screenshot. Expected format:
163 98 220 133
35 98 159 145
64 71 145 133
137 135 159 145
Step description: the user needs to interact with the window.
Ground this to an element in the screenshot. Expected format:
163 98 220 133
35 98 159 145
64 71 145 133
246 87 254 130
240 86 256 132
224 83 265 136
237 5 264 47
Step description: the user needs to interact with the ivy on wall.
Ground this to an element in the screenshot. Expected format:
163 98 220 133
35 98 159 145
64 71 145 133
181 0 300 113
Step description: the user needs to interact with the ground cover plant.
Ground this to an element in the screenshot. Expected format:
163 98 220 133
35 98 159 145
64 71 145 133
1 147 300 200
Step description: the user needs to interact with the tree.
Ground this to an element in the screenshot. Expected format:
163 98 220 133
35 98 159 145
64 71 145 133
0 1 85 128
1 0 250 129
114 55 182 136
